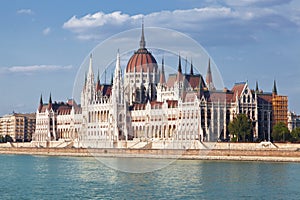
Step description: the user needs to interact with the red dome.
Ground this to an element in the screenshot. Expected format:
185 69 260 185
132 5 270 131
126 48 158 73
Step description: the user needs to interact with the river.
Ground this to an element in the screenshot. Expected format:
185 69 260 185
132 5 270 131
0 154 299 199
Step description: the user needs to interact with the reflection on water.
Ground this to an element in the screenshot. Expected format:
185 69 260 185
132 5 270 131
0 155 300 199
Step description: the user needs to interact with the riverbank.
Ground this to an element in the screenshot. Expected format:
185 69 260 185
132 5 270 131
1 146 300 162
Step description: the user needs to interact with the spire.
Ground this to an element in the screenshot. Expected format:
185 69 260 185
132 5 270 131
97 70 100 84
40 94 43 105
190 58 194 75
48 93 52 110
178 54 182 73
96 70 101 91
273 79 277 95
88 53 93 77
255 81 259 93
206 58 215 90
159 57 166 84
38 94 43 112
139 20 146 49
114 50 121 76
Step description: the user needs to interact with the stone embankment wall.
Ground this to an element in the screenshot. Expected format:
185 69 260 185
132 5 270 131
1 145 300 162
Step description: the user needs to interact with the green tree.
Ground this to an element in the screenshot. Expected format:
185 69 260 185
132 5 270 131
4 135 13 143
228 114 253 142
290 127 300 142
272 122 290 142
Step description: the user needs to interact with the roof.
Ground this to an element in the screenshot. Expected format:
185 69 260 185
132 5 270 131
96 84 112 97
39 100 81 115
207 91 234 103
166 73 206 90
258 93 273 104
166 74 177 87
126 48 158 73
232 82 246 99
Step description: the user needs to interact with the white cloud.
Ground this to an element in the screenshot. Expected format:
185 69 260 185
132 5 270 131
0 65 72 74
62 7 240 41
43 27 51 35
63 11 130 32
62 5 298 45
17 9 34 15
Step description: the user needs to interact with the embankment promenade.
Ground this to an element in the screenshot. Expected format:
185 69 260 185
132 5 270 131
1 142 300 162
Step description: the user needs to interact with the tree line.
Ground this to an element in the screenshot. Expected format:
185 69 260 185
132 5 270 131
228 114 300 142
0 135 13 143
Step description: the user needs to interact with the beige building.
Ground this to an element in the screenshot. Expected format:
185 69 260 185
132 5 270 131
0 113 36 142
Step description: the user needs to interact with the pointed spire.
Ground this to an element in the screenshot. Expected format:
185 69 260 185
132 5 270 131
178 54 182 73
88 53 93 77
97 70 100 84
273 79 277 95
115 49 121 75
206 58 215 90
40 94 43 105
139 20 146 49
38 94 43 112
255 81 259 93
159 57 166 84
96 70 101 91
190 58 194 75
48 93 52 110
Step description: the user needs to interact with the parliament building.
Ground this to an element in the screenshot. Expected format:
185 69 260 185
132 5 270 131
32 26 288 148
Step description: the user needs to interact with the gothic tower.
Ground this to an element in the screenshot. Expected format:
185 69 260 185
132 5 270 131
111 51 126 141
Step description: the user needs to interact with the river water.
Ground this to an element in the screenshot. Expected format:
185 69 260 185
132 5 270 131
0 154 299 199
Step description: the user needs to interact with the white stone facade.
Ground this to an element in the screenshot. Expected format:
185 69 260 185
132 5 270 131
32 28 278 148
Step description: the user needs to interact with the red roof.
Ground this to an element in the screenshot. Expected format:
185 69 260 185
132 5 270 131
96 84 112 97
258 93 273 104
38 100 81 115
126 48 158 73
232 82 246 101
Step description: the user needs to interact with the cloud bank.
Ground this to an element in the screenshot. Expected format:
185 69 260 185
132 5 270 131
62 1 299 46
0 65 72 74
17 9 34 15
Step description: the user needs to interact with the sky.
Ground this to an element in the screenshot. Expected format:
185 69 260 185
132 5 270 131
0 0 300 116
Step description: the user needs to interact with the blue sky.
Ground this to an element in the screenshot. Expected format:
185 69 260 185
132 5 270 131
0 0 300 115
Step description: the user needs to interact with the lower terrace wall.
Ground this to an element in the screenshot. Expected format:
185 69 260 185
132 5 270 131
1 146 300 162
